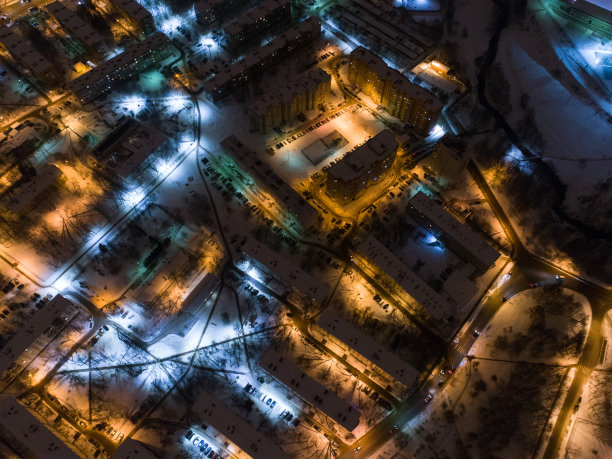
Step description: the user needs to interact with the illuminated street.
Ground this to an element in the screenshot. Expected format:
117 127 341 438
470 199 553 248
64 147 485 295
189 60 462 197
0 0 610 458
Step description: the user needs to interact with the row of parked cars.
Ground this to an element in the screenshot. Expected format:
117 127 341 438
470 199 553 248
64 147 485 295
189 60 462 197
185 430 220 458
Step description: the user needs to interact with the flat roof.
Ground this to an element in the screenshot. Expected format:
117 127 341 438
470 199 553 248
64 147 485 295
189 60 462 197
408 191 500 269
327 129 397 182
356 235 454 321
0 295 76 377
241 237 329 303
111 0 154 23
225 0 287 36
0 163 63 214
114 438 159 458
260 349 360 431
68 32 170 95
220 135 319 230
204 17 320 95
350 47 443 113
181 272 218 310
96 120 167 179
251 68 329 116
0 397 80 458
194 390 290 459
317 309 419 388
0 26 52 75
46 1 105 50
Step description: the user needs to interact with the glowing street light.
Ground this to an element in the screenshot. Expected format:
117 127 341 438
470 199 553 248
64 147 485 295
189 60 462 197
122 187 146 207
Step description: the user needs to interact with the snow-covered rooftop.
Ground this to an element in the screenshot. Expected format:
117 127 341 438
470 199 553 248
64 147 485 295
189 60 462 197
46 1 105 52
327 129 397 182
0 295 77 377
239 237 329 304
260 348 360 431
316 309 419 388
407 191 500 270
220 135 319 231
0 397 80 458
0 26 53 76
194 390 290 459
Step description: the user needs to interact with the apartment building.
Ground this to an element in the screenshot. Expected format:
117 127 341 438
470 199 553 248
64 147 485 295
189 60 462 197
223 0 291 49
68 32 173 103
326 129 397 204
108 0 156 35
194 0 248 27
250 68 331 133
348 47 442 135
0 26 59 83
46 1 106 57
204 17 320 103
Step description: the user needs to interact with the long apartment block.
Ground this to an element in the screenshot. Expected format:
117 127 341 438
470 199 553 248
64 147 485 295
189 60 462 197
260 348 361 431
250 68 331 133
68 32 173 103
205 17 321 102
348 47 442 135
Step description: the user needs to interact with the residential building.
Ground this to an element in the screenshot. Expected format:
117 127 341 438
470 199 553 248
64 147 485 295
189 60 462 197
114 438 160 458
109 0 156 35
354 235 455 322
250 68 331 133
0 397 80 458
348 47 442 135
195 0 247 27
218 135 320 234
564 0 612 26
46 1 106 57
236 236 328 304
315 309 419 388
90 117 167 181
204 17 320 102
423 134 466 182
328 0 432 65
260 349 360 431
0 26 59 82
223 0 291 49
407 191 500 272
194 390 291 459
68 32 173 103
0 295 79 383
0 163 64 214
325 129 397 204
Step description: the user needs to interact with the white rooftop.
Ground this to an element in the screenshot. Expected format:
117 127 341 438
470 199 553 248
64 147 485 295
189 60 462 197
194 390 290 459
241 237 329 303
317 309 419 388
0 295 76 377
0 397 79 458
356 235 454 321
327 129 397 182
408 191 500 269
260 348 360 431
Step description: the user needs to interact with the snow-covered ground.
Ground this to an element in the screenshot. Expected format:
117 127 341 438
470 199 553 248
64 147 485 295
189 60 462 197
470 288 591 365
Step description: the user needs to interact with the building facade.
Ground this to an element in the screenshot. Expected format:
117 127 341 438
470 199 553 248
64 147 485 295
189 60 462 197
46 1 107 57
223 0 291 49
348 47 442 135
326 129 397 204
250 68 331 133
204 17 320 103
68 32 173 103
195 0 248 27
